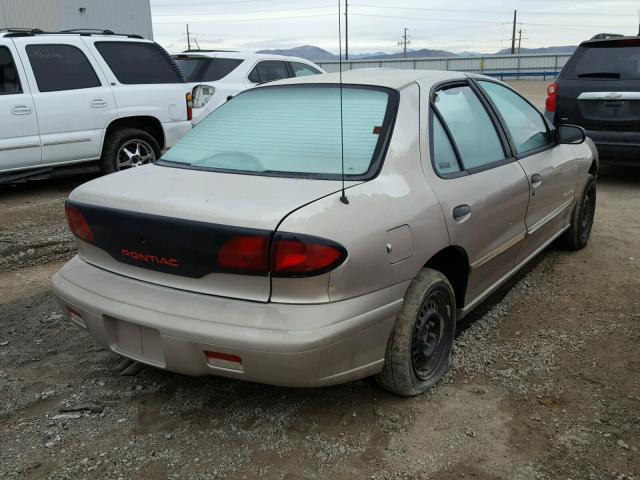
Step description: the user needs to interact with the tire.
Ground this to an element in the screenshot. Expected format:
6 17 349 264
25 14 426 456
100 128 161 174
376 268 457 396
557 174 596 251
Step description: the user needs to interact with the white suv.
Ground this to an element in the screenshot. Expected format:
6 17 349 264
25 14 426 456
172 50 325 125
0 29 192 182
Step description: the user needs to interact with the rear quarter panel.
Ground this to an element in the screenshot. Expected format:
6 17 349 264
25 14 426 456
271 83 450 303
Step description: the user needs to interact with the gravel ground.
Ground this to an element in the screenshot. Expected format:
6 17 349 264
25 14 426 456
0 81 638 479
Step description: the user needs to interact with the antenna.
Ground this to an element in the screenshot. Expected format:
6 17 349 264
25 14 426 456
338 0 349 205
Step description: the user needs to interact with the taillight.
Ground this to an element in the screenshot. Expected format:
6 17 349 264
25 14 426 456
217 235 269 273
545 81 557 113
216 234 347 277
186 91 193 121
272 236 346 277
64 203 94 244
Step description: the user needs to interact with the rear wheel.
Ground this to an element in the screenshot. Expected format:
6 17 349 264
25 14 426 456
100 128 161 174
557 174 596 251
376 268 456 396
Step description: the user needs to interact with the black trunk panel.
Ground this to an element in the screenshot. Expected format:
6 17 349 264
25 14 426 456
73 202 271 278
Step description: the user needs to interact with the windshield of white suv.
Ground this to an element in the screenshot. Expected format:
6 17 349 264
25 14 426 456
158 85 395 179
174 57 244 82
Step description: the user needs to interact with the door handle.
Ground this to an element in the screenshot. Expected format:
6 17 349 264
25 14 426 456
453 204 472 222
90 98 108 108
531 173 543 188
11 105 32 115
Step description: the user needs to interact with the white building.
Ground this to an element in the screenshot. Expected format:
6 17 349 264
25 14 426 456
0 0 153 39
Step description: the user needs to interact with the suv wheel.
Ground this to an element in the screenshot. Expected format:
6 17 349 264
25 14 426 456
557 174 596 251
100 128 161 174
376 268 456 396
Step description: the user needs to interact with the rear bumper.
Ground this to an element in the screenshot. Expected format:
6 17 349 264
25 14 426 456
52 256 405 387
586 130 640 162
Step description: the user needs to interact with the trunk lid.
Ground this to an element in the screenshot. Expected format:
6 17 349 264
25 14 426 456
556 79 640 130
69 164 346 301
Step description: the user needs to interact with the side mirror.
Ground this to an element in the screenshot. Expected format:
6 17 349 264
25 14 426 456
557 124 586 145
192 85 215 109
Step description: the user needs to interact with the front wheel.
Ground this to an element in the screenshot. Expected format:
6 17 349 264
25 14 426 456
376 268 457 396
100 128 161 174
557 174 596 251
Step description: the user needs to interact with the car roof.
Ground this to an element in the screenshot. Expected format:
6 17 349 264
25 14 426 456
580 35 640 47
263 69 468 90
173 51 317 63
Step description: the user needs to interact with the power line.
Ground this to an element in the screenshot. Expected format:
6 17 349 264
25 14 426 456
154 12 335 24
152 4 335 17
349 13 633 29
350 3 637 17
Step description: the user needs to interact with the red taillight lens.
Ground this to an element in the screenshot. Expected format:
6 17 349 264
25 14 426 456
186 91 193 121
545 81 557 113
65 204 94 243
273 238 345 276
217 235 269 272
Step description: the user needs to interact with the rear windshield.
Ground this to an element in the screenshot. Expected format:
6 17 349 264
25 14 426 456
562 40 640 80
174 57 244 82
158 85 395 179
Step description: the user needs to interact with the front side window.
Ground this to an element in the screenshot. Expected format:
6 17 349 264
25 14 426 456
160 85 394 178
432 85 505 170
95 41 182 84
291 62 320 77
26 44 100 92
0 46 21 94
248 61 290 84
478 80 553 155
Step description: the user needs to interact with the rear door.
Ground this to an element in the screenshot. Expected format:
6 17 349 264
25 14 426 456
556 39 640 130
0 40 41 172
475 79 577 263
14 37 117 165
424 81 530 307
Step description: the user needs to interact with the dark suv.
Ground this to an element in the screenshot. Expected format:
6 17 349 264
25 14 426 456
545 34 640 162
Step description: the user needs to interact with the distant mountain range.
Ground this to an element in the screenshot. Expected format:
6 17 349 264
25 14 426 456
256 44 578 62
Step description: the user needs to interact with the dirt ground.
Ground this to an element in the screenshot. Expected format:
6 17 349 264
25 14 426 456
0 81 638 480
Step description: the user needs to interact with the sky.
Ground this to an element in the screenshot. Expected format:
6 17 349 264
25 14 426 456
150 0 640 55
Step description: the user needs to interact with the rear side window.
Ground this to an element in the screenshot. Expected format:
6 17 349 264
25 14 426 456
247 61 290 83
203 58 243 81
431 115 461 175
26 44 100 92
478 81 553 155
291 62 320 77
432 85 504 170
160 85 394 179
0 46 22 94
95 41 182 84
563 41 640 80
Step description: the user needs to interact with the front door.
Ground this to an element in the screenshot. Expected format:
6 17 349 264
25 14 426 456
474 80 578 263
13 37 117 165
423 82 530 307
0 42 41 172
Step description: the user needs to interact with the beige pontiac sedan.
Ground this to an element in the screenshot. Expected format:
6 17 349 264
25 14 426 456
53 70 597 396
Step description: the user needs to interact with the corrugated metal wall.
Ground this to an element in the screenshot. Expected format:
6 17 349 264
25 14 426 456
317 54 572 80
0 0 153 39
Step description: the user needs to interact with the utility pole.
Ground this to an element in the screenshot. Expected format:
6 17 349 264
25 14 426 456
344 0 349 60
186 24 191 51
510 10 517 54
517 28 522 54
398 28 410 58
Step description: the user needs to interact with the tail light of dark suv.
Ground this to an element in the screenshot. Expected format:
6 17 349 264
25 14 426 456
545 81 557 113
